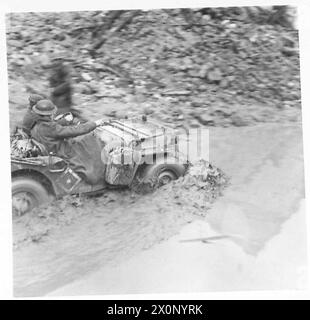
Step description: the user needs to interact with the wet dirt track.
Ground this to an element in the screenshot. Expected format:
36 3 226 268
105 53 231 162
13 122 305 296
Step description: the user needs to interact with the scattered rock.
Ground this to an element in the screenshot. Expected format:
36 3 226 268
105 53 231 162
81 72 92 82
74 83 92 94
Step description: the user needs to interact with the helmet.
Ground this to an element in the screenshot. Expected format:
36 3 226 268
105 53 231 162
32 100 57 116
28 94 45 107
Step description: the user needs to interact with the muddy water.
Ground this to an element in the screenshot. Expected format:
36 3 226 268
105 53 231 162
13 122 304 296
207 123 304 254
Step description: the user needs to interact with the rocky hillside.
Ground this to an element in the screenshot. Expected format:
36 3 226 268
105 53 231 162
6 7 301 128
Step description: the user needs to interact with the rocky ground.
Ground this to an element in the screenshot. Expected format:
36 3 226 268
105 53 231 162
6 7 301 129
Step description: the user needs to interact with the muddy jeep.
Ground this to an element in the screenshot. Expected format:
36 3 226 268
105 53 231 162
11 117 188 215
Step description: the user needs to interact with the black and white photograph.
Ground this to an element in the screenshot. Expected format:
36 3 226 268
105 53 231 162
0 0 309 298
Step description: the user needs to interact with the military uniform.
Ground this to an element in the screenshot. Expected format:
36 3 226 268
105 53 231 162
22 108 40 135
30 100 105 184
22 96 75 135
31 119 105 184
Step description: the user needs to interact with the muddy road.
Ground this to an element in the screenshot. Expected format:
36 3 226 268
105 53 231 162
13 122 305 296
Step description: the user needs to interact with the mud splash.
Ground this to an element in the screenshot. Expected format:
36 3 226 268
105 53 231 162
13 160 228 296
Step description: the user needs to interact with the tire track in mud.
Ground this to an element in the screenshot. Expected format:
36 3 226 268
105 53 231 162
13 161 228 297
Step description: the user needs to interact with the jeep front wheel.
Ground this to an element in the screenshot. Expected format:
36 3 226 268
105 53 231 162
156 169 177 186
142 163 186 187
12 176 51 217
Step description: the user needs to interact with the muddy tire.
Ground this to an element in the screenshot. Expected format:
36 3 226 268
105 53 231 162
142 163 186 187
12 176 51 216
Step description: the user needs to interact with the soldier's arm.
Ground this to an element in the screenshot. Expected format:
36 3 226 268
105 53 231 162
52 121 97 139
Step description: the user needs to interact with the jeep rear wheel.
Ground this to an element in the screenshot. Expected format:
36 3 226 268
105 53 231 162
12 176 51 217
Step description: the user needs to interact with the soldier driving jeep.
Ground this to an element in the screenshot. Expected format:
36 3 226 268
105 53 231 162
30 99 106 184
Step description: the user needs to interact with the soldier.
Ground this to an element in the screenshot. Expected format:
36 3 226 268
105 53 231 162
21 94 46 135
48 53 83 119
30 100 105 184
48 54 72 111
